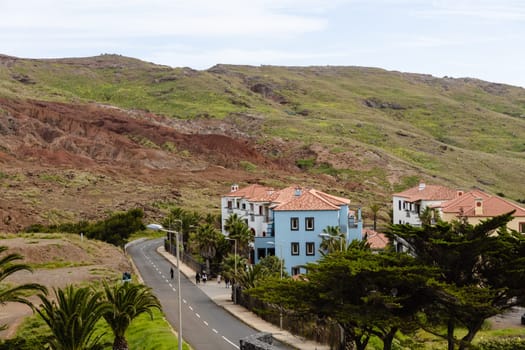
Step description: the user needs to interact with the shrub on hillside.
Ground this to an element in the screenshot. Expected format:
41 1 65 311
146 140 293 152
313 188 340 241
23 208 145 247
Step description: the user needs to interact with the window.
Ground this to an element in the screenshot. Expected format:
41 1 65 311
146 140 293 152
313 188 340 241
306 242 315 256
305 217 314 231
257 248 266 260
250 203 254 212
520 222 525 234
291 267 300 276
267 247 275 256
290 217 299 231
398 200 401 210
227 200 232 209
242 203 246 210
291 242 300 255
259 206 263 215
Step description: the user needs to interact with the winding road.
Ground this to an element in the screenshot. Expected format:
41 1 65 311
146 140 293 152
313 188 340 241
127 238 291 350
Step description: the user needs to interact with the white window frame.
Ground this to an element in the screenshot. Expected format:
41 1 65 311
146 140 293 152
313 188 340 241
306 242 315 256
291 242 300 255
305 217 314 231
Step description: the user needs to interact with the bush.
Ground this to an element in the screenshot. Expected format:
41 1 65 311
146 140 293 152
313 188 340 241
23 208 145 247
477 337 525 350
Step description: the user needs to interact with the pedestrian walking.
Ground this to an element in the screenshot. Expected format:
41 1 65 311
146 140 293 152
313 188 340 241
225 277 230 288
202 271 207 284
196 272 201 284
217 274 221 284
170 267 174 279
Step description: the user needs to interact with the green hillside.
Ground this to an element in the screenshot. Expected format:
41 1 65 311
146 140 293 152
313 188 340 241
1 54 524 202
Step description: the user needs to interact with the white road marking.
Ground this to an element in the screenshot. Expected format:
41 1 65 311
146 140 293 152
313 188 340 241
222 336 240 349
212 329 218 334
204 321 208 326
189 306 193 311
183 299 187 304
196 313 200 318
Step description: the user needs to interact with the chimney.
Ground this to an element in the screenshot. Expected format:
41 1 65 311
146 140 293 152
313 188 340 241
294 187 302 196
474 198 483 216
418 182 426 191
231 184 239 192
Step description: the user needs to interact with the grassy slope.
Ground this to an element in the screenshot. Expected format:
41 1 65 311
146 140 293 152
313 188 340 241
1 54 524 201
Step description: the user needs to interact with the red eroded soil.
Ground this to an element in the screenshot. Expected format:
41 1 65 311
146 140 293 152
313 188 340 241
0 97 298 232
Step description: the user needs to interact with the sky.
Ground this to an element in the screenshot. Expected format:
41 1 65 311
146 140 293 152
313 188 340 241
1 0 524 88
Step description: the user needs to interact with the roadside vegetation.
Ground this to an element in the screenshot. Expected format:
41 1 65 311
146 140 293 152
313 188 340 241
4 204 525 349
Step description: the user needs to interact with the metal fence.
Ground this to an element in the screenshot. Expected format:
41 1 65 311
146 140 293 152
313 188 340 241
237 288 342 348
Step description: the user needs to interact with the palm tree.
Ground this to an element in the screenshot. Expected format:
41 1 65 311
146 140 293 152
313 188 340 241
236 264 269 289
36 285 109 350
220 253 247 282
101 280 162 350
0 246 47 330
224 213 243 233
370 203 381 231
320 226 346 255
194 223 222 273
226 218 253 259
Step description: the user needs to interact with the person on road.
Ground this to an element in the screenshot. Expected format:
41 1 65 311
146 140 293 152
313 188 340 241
170 267 174 279
202 271 207 284
196 272 201 284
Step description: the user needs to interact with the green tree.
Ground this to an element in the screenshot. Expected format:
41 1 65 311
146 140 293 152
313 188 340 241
319 225 345 254
192 223 222 273
248 248 436 350
220 253 247 282
163 207 201 251
224 215 253 259
36 285 110 350
100 281 162 350
258 255 287 278
418 206 435 226
370 203 381 231
0 246 47 331
236 264 270 289
86 208 144 246
388 212 525 350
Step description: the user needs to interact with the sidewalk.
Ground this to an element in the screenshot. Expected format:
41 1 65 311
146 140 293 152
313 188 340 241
157 246 329 350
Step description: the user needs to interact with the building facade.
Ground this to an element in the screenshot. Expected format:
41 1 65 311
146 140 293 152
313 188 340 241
392 182 460 226
438 189 525 233
221 184 363 275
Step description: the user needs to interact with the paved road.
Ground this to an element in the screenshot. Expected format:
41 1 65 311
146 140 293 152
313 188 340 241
127 239 291 350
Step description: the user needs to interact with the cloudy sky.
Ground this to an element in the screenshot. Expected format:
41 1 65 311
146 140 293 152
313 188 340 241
1 0 524 87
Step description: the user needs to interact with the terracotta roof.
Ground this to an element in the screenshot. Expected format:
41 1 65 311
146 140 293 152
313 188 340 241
223 184 276 202
393 183 458 202
273 188 348 211
363 229 389 250
226 184 351 211
441 190 525 217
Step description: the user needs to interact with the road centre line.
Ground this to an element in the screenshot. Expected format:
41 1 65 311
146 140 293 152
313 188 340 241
222 336 240 349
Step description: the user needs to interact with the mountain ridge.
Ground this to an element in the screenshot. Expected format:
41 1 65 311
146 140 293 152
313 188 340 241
1 54 524 232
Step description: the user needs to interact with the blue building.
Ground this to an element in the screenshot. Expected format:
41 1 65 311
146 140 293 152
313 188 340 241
221 184 363 276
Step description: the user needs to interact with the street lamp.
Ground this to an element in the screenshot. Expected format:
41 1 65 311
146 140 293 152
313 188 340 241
147 223 183 350
225 237 237 304
319 232 344 251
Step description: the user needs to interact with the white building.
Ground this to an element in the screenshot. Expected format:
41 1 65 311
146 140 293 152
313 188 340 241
392 182 460 226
